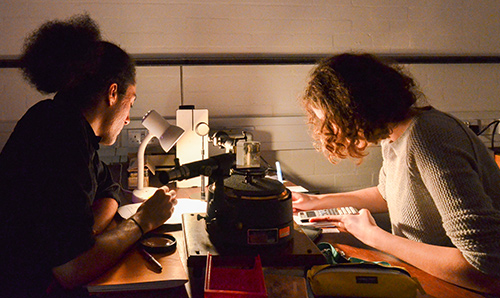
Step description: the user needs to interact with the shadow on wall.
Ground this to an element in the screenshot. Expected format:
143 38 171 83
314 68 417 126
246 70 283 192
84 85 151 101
261 146 383 194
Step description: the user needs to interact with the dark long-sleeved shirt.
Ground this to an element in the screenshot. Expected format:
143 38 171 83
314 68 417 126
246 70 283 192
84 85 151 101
0 94 121 297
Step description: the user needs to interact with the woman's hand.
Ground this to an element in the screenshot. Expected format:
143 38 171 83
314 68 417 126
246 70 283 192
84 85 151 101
132 186 178 233
309 208 381 243
292 192 319 211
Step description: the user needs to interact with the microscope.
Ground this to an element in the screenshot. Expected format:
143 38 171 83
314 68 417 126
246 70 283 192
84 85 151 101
159 131 293 248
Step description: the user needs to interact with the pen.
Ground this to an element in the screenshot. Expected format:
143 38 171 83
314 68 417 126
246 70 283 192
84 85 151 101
140 248 163 272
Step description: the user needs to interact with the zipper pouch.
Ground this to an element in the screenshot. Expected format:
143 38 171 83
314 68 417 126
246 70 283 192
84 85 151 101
307 242 426 298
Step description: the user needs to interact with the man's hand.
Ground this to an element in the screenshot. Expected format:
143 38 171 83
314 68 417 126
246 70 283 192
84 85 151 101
132 186 177 233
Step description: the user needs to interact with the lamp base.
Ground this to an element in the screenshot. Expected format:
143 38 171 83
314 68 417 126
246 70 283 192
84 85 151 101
132 187 158 203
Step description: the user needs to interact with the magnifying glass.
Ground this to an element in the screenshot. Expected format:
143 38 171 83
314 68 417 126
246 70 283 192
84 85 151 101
140 233 177 254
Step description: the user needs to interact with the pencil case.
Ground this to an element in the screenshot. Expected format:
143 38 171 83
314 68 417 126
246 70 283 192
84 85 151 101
307 242 425 298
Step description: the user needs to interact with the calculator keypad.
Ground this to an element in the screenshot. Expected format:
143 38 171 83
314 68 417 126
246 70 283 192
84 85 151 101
298 207 358 221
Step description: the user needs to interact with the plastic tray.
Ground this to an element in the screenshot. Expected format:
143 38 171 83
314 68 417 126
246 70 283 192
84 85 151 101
204 253 268 298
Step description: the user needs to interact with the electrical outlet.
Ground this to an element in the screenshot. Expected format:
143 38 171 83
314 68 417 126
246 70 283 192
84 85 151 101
495 119 500 135
126 128 161 148
464 119 481 134
127 129 148 147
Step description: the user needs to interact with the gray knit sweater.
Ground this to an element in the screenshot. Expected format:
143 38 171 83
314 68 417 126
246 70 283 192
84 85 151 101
378 107 500 276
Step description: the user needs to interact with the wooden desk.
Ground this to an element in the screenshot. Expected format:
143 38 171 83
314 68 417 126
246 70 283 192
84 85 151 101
88 228 190 298
89 186 488 298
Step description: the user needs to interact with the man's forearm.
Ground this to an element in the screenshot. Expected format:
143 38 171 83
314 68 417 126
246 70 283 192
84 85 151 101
52 217 142 289
92 197 119 235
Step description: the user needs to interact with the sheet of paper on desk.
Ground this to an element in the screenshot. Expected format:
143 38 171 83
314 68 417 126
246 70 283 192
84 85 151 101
293 215 339 233
287 185 308 193
118 199 207 224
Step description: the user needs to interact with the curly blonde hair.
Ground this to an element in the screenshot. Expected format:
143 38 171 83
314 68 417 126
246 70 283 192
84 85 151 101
302 53 422 163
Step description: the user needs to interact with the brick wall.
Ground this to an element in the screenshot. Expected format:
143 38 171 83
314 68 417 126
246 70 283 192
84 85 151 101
1 0 500 192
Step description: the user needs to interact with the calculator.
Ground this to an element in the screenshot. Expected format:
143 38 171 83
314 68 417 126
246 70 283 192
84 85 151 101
297 207 359 223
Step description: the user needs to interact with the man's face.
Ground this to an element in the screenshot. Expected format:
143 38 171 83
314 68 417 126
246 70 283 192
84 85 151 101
100 84 136 146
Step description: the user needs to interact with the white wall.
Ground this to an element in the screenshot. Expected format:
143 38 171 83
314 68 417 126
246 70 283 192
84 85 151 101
1 0 500 193
2 0 500 56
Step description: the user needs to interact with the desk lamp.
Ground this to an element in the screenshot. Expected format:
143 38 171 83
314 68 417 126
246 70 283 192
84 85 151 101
133 110 185 202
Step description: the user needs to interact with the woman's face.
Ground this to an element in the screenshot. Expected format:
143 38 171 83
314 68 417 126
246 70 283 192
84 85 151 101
311 105 340 133
310 104 344 144
311 105 325 121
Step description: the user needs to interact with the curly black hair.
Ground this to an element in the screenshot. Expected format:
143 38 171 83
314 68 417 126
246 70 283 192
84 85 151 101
19 14 135 108
302 53 425 163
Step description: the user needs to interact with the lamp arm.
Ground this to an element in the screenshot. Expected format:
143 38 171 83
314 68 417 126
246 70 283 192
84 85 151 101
137 133 154 190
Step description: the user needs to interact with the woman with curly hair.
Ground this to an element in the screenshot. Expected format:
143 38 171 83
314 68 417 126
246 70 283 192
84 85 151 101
0 15 177 297
293 53 500 294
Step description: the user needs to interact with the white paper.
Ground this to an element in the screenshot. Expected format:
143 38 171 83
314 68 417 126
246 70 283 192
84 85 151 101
287 185 308 193
118 198 207 224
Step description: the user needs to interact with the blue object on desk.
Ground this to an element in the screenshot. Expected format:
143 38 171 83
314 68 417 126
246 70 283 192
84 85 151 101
275 161 283 182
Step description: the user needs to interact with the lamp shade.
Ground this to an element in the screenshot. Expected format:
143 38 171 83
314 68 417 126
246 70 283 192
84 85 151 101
142 110 185 153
